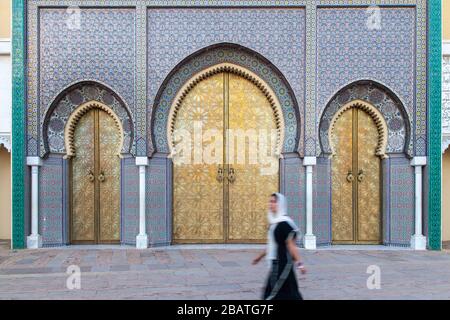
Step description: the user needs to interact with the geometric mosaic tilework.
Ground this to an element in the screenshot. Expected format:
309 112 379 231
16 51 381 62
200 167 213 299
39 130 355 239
317 7 416 155
319 81 411 157
39 157 65 247
151 44 302 155
146 157 172 246
148 8 305 155
280 156 306 244
313 157 332 246
42 82 135 157
28 7 136 156
387 156 415 246
382 158 390 245
121 157 139 245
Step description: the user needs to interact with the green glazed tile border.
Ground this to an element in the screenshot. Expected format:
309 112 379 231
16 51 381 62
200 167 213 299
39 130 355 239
12 0 26 249
427 0 442 250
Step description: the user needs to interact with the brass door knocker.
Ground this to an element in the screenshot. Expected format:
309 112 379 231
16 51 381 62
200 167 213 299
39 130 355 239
88 170 95 182
346 170 354 183
98 171 105 183
358 169 365 182
228 167 236 183
216 166 224 183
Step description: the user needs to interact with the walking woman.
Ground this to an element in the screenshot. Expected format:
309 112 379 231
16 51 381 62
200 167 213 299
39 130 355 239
252 193 306 300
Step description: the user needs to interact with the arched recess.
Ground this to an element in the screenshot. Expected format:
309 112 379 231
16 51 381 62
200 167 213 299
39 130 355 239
42 81 134 157
167 62 285 157
65 101 125 159
151 43 301 156
319 80 411 158
329 100 388 159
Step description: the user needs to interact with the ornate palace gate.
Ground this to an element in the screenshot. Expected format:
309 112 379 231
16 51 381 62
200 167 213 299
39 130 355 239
171 71 281 243
70 106 122 244
330 103 384 244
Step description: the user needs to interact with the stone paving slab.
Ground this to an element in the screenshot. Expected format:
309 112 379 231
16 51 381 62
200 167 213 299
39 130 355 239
0 243 450 300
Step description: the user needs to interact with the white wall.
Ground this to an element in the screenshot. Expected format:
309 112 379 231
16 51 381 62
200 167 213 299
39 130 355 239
0 39 11 137
0 38 10 240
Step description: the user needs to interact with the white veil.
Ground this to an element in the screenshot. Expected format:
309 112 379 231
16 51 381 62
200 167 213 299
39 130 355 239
266 193 299 263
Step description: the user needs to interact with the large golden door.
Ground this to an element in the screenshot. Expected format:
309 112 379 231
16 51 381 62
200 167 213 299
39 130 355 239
172 72 279 243
331 108 381 244
71 109 121 244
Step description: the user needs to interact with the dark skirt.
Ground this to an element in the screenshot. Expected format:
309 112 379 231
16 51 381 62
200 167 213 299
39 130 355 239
263 260 303 300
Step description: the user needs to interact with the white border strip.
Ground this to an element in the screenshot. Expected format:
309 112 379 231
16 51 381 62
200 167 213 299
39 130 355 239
444 40 450 56
0 39 11 55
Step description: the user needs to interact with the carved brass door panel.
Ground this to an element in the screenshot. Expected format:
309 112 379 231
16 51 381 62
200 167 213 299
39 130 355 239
173 72 279 243
331 108 381 244
228 73 279 242
71 109 121 244
173 73 225 242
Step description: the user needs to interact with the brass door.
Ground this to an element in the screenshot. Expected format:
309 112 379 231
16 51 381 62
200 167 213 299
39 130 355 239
331 108 381 244
71 109 121 244
173 72 279 243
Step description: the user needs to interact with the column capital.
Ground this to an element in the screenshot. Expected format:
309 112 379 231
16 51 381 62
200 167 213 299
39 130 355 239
410 156 427 167
135 157 149 166
303 156 317 167
26 156 43 167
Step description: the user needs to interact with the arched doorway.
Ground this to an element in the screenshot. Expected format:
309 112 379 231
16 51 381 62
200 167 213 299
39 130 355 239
330 100 387 244
68 103 123 244
170 67 284 243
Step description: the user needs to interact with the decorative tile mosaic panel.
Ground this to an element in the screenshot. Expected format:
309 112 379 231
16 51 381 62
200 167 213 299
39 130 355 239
146 157 171 246
148 8 305 154
314 157 331 245
281 157 306 241
319 81 410 156
388 156 414 246
317 7 416 152
121 158 139 245
382 158 390 244
39 157 65 246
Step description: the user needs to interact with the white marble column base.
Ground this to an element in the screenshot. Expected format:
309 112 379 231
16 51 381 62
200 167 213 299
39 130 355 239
27 234 42 249
136 234 148 249
303 234 317 250
410 235 427 250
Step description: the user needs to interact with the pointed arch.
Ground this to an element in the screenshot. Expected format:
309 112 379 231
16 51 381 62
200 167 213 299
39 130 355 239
42 80 134 157
151 43 301 155
329 100 388 159
319 80 411 157
167 62 285 157
64 101 124 159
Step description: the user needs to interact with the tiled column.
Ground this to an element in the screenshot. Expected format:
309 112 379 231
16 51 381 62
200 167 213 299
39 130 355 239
26 157 43 249
136 157 149 249
410 156 427 250
303 156 317 249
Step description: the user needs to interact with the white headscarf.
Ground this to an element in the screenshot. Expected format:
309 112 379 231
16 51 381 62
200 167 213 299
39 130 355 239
266 193 299 263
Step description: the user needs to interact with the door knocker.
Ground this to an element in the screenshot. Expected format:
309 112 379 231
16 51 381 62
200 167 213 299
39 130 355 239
358 169 365 182
98 171 105 183
216 166 224 183
346 170 354 183
228 167 236 183
88 170 95 182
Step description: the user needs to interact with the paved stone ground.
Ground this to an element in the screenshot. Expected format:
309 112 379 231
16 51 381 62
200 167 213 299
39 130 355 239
1 242 450 300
